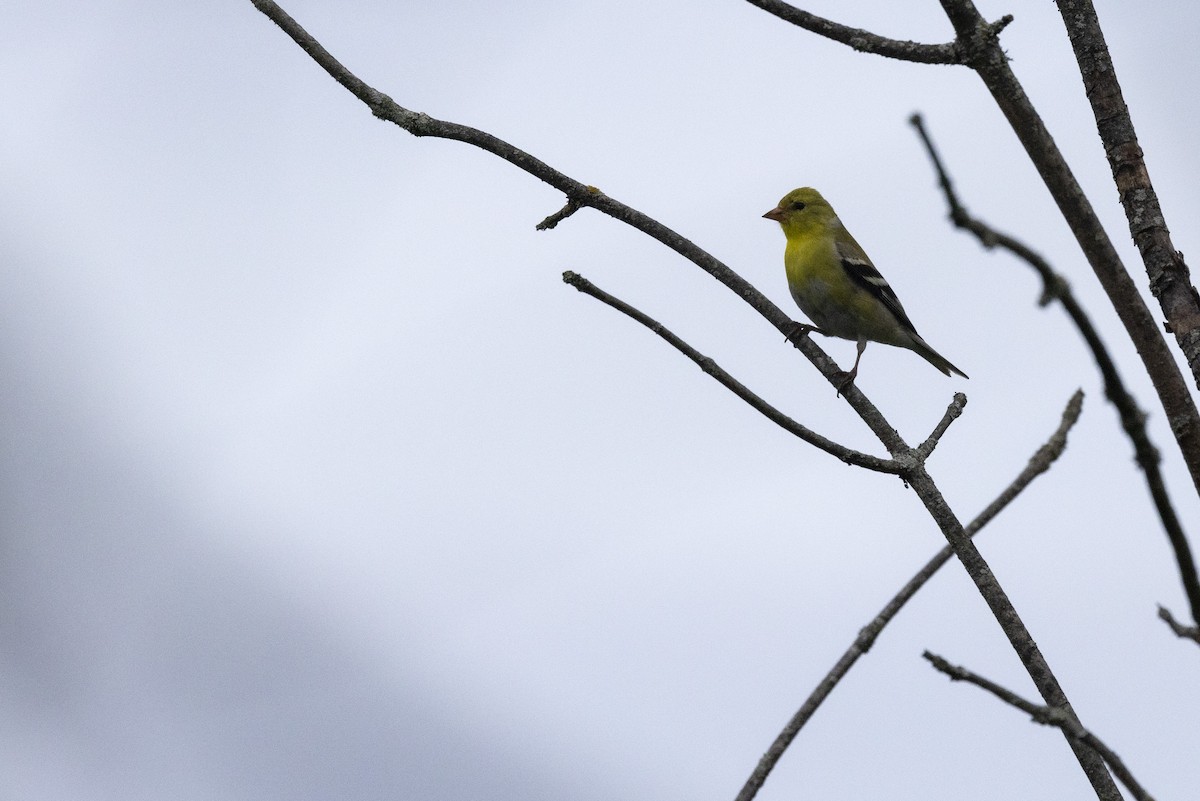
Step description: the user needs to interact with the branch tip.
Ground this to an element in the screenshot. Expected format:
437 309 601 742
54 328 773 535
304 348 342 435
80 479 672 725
538 200 582 231
916 392 968 460
988 14 1015 37
1157 605 1200 644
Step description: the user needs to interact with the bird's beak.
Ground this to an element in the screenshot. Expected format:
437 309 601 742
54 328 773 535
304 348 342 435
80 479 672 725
762 207 785 222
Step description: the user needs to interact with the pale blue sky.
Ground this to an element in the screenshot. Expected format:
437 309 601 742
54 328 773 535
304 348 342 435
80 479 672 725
3 2 1198 799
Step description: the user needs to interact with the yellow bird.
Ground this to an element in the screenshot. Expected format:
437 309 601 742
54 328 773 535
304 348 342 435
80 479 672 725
763 187 967 387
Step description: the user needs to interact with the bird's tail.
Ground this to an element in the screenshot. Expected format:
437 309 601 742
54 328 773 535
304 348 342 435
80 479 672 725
911 335 968 379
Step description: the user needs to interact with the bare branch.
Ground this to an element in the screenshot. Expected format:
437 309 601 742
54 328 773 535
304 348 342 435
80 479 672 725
742 0 1010 64
932 0 1200 505
562 271 903 474
924 652 1156 801
1056 0 1200 387
911 112 1200 626
735 390 1084 801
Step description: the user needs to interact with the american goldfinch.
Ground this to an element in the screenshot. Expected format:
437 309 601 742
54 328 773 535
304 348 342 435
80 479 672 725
763 187 967 386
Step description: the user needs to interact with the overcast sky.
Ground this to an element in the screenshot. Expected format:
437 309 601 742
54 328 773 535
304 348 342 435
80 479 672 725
3 1 1199 799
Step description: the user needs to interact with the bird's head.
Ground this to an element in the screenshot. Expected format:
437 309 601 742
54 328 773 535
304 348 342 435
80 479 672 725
762 187 836 235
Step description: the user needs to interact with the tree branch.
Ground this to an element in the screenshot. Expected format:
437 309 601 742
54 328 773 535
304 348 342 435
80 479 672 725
932 0 1200 507
910 112 1200 628
1055 0 1200 387
925 651 1156 801
742 0 1011 65
561 271 904 474
735 390 1084 801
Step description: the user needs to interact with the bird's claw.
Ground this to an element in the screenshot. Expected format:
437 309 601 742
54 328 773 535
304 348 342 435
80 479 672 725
783 321 822 344
835 368 858 398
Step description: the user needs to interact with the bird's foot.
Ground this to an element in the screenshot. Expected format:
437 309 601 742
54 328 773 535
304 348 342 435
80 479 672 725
783 321 823 344
835 367 858 398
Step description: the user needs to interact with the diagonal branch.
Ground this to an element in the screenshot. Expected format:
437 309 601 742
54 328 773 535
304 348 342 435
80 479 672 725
924 652 1156 801
742 0 1010 64
933 0 1200 506
734 390 1084 801
910 112 1200 629
1055 0 1200 387
561 271 904 474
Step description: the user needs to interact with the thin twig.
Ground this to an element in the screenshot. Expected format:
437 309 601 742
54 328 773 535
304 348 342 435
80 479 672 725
562 272 903 474
1157 605 1200 645
916 392 968 460
742 0 1010 64
735 390 1084 801
910 112 1200 629
924 652 1156 801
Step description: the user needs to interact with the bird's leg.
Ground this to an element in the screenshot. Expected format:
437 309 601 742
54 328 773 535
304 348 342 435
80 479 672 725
836 339 868 396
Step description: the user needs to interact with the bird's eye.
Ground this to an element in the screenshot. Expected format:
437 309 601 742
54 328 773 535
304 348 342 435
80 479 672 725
789 201 806 211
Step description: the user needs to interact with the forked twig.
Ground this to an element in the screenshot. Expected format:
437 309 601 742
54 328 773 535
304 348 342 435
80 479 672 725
925 652 1155 801
734 390 1084 801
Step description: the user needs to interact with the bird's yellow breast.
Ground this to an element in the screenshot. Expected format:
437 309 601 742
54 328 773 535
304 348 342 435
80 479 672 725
785 236 861 340
783 235 907 344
